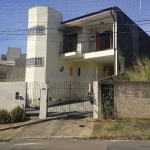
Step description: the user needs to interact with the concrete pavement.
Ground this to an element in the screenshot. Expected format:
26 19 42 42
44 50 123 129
0 118 94 141
1 118 150 142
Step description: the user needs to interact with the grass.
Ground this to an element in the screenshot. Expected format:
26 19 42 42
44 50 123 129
114 56 150 81
104 123 140 132
92 118 150 140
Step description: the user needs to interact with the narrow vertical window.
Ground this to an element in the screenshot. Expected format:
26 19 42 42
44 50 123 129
78 68 80 76
70 67 73 76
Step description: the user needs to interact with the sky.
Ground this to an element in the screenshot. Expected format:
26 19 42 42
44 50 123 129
0 0 150 54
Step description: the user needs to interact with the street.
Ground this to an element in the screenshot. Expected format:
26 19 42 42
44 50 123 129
0 140 150 150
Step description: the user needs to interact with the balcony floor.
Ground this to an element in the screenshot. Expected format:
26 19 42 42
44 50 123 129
59 52 83 59
83 49 114 65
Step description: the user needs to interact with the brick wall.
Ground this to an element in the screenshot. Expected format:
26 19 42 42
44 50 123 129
99 81 150 118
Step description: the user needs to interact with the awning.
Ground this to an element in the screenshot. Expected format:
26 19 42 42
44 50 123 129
58 26 82 33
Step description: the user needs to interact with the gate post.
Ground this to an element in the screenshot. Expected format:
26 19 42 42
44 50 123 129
93 81 99 118
39 83 47 119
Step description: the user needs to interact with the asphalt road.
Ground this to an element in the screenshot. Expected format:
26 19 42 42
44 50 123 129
0 140 150 150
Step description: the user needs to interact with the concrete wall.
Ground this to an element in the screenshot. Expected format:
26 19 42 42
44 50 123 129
0 82 26 111
116 7 150 67
0 59 26 81
99 81 150 118
46 6 65 85
26 6 48 83
7 47 21 61
26 6 63 84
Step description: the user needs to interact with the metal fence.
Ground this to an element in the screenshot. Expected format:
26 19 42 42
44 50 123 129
47 81 93 119
25 81 41 117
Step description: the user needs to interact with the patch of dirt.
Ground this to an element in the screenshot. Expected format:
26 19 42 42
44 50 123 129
92 122 105 136
136 122 150 130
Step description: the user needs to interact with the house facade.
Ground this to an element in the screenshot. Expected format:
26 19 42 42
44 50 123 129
25 6 150 86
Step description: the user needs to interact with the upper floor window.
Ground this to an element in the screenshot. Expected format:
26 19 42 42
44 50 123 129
26 57 44 67
28 26 45 35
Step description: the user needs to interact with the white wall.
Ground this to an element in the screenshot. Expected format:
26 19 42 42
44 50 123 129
26 7 53 83
0 82 26 111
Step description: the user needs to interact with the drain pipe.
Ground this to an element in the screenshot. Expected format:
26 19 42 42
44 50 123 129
110 8 118 76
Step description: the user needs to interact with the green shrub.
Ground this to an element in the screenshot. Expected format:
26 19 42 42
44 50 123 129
0 106 24 124
114 56 150 81
10 106 24 123
0 109 11 124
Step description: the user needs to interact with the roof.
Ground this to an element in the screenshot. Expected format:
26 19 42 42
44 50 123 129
62 6 121 24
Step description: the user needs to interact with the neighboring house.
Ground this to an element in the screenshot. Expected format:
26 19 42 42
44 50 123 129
0 54 7 61
0 47 26 81
25 6 150 86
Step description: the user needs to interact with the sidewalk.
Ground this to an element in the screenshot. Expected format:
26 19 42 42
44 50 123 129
1 118 150 142
0 118 95 142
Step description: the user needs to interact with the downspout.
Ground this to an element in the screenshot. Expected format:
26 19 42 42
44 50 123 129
110 8 118 76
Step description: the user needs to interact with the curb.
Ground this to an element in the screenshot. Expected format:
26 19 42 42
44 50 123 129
0 136 92 142
1 135 149 142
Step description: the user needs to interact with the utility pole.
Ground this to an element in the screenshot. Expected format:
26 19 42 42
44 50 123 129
140 0 142 10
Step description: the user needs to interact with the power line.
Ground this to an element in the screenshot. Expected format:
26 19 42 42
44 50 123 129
0 29 150 42
1 21 150 32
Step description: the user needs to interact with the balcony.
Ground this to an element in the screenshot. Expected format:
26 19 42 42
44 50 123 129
59 40 83 59
59 30 114 61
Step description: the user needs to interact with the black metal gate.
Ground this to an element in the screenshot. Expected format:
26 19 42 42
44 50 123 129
25 81 41 118
101 83 115 119
47 81 93 119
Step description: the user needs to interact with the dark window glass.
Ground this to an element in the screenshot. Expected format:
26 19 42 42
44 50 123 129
101 31 112 50
78 68 80 76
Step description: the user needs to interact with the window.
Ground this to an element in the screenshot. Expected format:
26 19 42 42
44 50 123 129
78 68 80 76
26 57 44 67
70 67 73 76
28 26 45 35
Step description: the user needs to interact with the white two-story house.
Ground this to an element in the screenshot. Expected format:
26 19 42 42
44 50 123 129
25 6 150 86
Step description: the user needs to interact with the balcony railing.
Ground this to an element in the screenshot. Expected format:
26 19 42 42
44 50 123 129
60 40 82 54
59 39 113 55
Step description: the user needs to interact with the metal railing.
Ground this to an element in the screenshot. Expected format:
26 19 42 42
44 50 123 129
60 40 83 54
60 39 112 55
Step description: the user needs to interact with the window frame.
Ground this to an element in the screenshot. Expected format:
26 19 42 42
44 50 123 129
26 57 44 67
28 26 45 36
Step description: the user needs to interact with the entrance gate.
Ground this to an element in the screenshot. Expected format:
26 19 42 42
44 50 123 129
25 81 41 117
101 83 115 119
47 81 93 119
